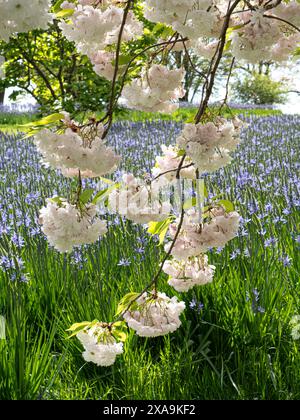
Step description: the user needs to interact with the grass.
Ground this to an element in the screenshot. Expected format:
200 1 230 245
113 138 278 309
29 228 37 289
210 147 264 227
0 105 281 133
0 114 299 400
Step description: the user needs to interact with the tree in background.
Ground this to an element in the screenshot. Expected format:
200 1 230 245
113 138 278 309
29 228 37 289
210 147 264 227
0 22 111 113
232 71 288 105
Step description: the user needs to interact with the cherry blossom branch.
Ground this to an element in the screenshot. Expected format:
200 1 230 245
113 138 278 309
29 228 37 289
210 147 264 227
152 163 194 182
263 14 300 33
219 56 236 112
115 154 187 321
102 0 133 139
109 36 189 114
195 0 242 124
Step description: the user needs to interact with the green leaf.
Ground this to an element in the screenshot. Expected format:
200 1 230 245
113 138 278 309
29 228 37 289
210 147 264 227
66 319 99 338
80 189 94 204
20 113 64 128
48 196 64 206
56 9 75 18
226 24 244 40
113 321 126 327
116 292 140 317
115 55 132 66
100 177 115 185
177 149 186 157
183 197 196 210
66 321 91 332
185 115 196 123
92 183 119 205
52 0 71 13
113 330 127 342
148 217 173 245
224 39 232 52
217 199 235 213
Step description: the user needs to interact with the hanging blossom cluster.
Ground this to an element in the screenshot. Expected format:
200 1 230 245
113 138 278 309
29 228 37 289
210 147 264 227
176 117 244 174
123 292 186 337
0 0 53 41
59 0 142 80
39 199 107 253
122 65 186 114
163 255 215 292
144 0 227 40
144 1 300 64
34 114 120 178
77 323 124 366
152 145 196 183
166 207 240 260
231 3 300 63
109 173 171 224
230 3 295 64
35 113 119 253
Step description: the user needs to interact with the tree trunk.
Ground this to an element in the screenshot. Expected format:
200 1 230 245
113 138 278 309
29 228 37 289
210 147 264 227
0 90 5 105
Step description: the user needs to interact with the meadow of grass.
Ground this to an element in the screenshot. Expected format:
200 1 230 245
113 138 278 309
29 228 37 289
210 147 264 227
0 114 299 400
0 105 281 133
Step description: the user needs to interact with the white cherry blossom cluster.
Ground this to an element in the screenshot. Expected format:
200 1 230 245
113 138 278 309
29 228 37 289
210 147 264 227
88 50 116 81
59 3 142 56
34 119 120 178
165 207 240 260
123 292 186 337
176 117 243 174
191 39 219 60
39 199 107 253
122 65 186 113
232 6 300 63
144 0 226 40
273 1 300 28
109 174 171 224
0 0 53 41
163 255 216 292
271 33 300 62
77 324 123 366
152 145 196 183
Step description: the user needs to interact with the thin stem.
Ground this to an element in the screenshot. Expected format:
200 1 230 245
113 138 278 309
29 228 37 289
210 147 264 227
116 155 187 321
102 0 133 139
219 56 235 112
195 169 203 226
263 14 300 32
195 0 242 124
152 163 194 182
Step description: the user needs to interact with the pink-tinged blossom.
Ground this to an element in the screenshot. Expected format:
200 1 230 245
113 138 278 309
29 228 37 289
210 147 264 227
163 255 215 292
109 173 171 224
77 324 123 366
152 145 196 183
122 65 185 113
123 291 185 337
34 120 120 178
0 0 53 41
39 199 107 253
59 4 142 56
176 117 243 173
165 207 240 260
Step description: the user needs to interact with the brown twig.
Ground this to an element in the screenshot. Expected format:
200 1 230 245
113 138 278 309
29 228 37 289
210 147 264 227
263 14 300 33
195 0 242 124
102 0 133 139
